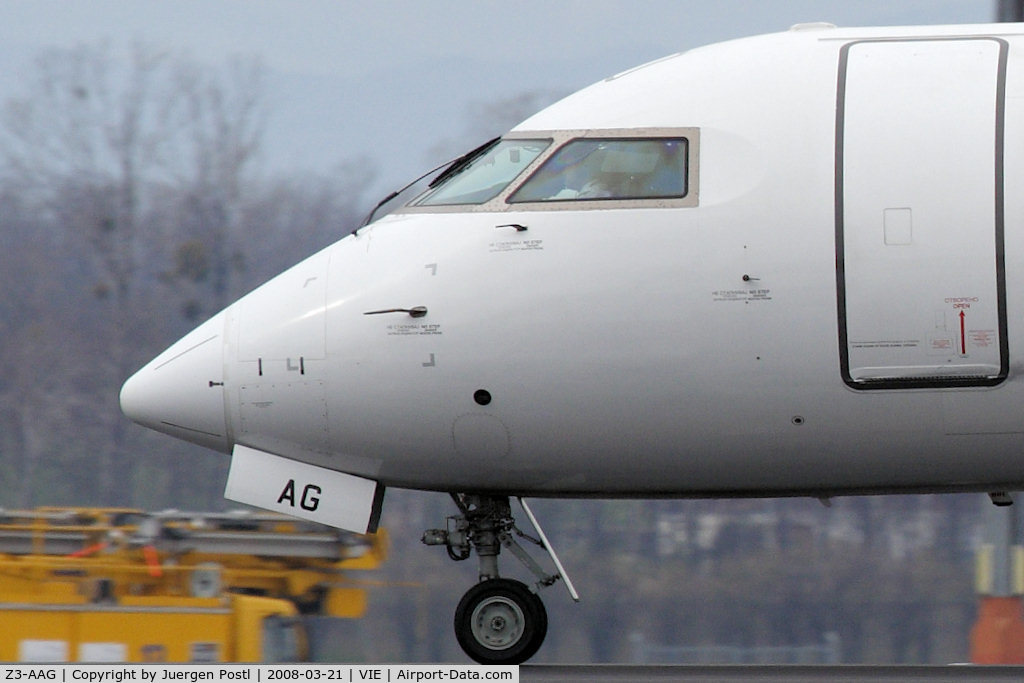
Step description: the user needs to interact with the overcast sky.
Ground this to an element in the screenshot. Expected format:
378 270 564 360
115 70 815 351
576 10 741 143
0 1 1001 188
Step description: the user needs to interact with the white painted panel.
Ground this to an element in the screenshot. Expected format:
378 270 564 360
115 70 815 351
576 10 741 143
79 642 128 662
841 39 1004 385
883 208 912 246
19 640 68 662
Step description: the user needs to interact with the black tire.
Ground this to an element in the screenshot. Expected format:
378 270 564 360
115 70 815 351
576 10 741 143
454 578 548 664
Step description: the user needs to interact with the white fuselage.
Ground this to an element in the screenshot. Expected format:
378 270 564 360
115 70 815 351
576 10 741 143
121 22 1024 502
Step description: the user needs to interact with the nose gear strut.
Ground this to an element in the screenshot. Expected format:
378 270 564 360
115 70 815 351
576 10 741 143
422 494 578 664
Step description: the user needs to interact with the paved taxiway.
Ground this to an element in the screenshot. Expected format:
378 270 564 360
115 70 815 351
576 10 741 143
520 665 1024 682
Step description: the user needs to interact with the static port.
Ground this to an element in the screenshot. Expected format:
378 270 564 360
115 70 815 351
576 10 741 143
474 390 492 406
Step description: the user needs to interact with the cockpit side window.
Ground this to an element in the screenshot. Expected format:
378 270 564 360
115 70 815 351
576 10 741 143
508 138 687 203
410 139 550 206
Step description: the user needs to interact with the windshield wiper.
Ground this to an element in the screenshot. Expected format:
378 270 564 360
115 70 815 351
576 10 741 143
356 136 502 232
427 136 500 189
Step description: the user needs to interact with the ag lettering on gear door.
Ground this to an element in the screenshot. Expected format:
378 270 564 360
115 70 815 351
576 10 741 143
836 38 1008 389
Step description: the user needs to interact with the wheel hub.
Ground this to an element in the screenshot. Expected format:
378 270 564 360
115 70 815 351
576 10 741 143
472 596 524 650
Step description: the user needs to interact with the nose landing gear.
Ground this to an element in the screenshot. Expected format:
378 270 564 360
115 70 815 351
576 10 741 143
422 494 578 664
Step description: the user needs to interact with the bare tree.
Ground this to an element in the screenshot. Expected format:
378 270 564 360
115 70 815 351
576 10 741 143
167 57 265 312
998 0 1024 22
0 43 266 504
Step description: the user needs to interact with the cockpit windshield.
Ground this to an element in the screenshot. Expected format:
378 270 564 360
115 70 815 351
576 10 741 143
410 139 550 206
509 138 688 203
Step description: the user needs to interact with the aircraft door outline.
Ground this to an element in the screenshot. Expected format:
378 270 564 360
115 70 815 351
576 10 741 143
835 37 1009 390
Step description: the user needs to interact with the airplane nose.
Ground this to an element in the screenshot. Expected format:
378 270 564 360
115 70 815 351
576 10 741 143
120 311 231 453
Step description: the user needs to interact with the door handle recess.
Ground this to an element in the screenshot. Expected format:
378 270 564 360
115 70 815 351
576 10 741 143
364 306 428 318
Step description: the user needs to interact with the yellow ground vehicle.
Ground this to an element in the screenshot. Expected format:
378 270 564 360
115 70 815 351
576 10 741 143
2 593 301 663
0 507 385 662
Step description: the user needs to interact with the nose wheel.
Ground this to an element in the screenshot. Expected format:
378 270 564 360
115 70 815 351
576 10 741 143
454 578 548 664
423 494 578 664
